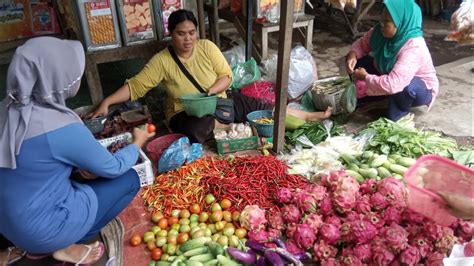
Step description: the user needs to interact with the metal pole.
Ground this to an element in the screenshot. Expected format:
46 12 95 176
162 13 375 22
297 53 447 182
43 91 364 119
273 0 294 153
245 0 253 60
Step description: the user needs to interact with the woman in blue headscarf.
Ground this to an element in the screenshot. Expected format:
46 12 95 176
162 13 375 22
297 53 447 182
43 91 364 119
345 0 439 121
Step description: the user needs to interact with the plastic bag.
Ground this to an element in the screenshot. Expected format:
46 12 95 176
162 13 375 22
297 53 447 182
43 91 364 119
223 43 245 68
446 0 474 45
158 137 190 173
232 58 261 89
300 90 317 112
341 81 357 113
261 53 278 83
288 46 318 99
187 143 203 163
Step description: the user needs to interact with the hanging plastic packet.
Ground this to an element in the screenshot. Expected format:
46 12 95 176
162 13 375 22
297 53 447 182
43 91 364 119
354 129 376 149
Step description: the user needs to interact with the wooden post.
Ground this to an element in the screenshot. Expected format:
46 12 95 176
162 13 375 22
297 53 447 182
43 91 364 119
273 0 294 153
197 0 206 39
245 0 253 61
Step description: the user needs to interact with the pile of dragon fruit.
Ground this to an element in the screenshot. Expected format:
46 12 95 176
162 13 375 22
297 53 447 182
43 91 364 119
243 170 473 265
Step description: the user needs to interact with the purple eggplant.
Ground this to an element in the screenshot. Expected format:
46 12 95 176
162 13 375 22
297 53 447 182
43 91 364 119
269 237 286 248
255 256 267 266
227 247 257 264
293 252 311 262
264 250 285 266
246 240 267 253
270 247 303 266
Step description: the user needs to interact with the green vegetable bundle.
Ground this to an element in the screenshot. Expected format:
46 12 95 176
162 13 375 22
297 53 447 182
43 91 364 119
285 121 343 146
360 115 457 158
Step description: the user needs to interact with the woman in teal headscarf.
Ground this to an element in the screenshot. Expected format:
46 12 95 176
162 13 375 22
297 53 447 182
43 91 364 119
345 0 439 121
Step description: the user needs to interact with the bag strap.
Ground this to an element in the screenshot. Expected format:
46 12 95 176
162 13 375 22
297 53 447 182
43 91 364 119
168 46 206 94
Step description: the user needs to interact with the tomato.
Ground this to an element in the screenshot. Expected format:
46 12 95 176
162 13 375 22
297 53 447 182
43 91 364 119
147 240 157 251
231 211 240 222
235 228 247 239
198 212 209 223
205 194 216 205
168 216 179 226
179 209 191 219
167 234 177 245
210 210 223 223
177 232 189 244
130 234 142 247
189 203 201 214
148 124 156 133
151 248 163 261
151 212 164 223
143 231 155 243
222 211 232 223
211 203 222 212
220 199 232 210
157 218 168 229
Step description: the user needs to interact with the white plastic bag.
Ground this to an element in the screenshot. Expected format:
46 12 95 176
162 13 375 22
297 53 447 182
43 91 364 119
288 46 318 99
223 42 246 68
446 0 474 45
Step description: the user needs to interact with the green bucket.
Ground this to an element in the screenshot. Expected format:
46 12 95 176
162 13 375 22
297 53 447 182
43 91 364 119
179 93 217 118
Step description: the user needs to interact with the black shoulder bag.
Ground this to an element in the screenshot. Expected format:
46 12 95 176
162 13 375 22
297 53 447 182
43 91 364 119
168 46 234 124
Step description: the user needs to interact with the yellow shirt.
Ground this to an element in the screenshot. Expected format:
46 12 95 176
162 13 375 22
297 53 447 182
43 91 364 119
127 39 232 121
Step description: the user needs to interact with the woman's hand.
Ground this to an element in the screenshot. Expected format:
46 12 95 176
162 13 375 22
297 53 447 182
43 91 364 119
353 67 368 80
345 51 358 75
132 124 155 149
79 170 98 180
88 101 109 119
439 192 474 220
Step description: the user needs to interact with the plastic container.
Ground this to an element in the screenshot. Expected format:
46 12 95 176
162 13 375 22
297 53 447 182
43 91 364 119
246 110 274 137
75 0 122 51
311 76 349 115
116 0 157 45
180 93 217 118
99 133 154 187
404 155 474 226
146 133 186 163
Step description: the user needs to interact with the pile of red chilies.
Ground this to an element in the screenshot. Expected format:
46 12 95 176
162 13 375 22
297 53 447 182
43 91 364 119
200 156 308 212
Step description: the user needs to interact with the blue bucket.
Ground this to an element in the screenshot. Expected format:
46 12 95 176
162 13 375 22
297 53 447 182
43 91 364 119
246 110 274 137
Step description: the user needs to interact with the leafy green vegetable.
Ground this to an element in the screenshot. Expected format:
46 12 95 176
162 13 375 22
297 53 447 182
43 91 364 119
359 114 458 158
451 149 474 168
285 121 343 146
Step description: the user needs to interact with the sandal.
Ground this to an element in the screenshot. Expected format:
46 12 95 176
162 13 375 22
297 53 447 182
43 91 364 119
1 247 26 265
54 242 105 266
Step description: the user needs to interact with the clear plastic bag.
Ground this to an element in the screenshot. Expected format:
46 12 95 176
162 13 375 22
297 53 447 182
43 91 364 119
232 58 262 89
223 43 246 68
288 46 318 99
446 0 474 45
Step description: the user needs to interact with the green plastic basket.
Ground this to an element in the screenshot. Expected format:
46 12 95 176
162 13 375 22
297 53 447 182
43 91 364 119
179 93 217 118
247 110 274 137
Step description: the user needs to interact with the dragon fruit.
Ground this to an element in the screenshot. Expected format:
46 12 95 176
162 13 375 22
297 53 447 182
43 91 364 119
382 223 409 253
293 223 317 250
335 174 360 193
304 213 324 232
464 241 474 257
267 228 282 238
372 247 395 265
364 212 385 229
321 258 341 266
435 232 457 254
276 187 293 203
239 205 267 231
457 221 474 242
282 204 301 223
354 195 371 214
325 215 342 228
313 240 338 260
425 252 445 266
359 178 377 195
399 245 421 266
321 170 346 192
320 197 334 216
340 222 353 243
332 190 357 214
320 223 341 244
376 177 407 208
409 234 432 258
345 211 363 222
402 209 425 224
353 244 372 262
248 229 270 242
308 184 328 202
423 222 444 241
286 223 297 239
295 189 318 213
383 206 402 225
340 248 362 266
285 239 304 255
267 210 284 231
405 224 422 238
369 192 388 211
351 220 377 244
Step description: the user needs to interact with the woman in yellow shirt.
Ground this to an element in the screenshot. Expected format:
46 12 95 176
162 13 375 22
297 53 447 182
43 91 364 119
92 10 331 143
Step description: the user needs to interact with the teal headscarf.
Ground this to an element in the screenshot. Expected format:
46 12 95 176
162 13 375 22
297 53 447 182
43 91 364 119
370 0 423 74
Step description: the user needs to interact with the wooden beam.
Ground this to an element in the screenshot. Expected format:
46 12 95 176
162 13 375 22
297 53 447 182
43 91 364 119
196 0 206 39
245 0 253 61
273 0 294 153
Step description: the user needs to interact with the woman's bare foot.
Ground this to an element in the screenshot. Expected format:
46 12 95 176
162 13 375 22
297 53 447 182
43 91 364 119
52 242 103 264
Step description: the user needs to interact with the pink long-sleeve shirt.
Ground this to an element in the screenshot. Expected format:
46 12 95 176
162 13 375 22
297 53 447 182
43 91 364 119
351 28 439 108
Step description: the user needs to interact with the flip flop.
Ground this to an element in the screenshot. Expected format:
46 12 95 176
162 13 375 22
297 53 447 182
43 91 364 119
54 242 106 266
5 247 26 265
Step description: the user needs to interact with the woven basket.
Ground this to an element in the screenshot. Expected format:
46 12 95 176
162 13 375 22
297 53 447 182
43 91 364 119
180 93 217 118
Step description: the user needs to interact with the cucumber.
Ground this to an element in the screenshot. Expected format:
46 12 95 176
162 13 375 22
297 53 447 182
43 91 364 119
185 261 204 266
202 259 218 266
358 168 378 179
216 255 242 266
183 247 209 257
189 254 215 263
347 163 360 171
397 157 417 167
388 154 402 161
370 155 388 168
389 164 408 175
206 242 224 257
180 237 211 253
341 154 357 165
377 167 392 178
157 262 172 266
393 174 403 180
388 158 396 164
345 170 364 183
362 151 374 159
360 164 369 169
383 160 393 169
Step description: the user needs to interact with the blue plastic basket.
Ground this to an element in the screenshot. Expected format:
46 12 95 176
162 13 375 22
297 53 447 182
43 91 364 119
246 110 274 137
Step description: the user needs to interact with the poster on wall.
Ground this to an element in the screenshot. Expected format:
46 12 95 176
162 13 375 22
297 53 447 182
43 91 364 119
160 0 183 35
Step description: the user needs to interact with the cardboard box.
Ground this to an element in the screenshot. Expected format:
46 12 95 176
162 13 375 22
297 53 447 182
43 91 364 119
216 135 259 155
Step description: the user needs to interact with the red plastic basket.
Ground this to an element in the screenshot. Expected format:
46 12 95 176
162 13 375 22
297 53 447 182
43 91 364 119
146 133 186 163
404 155 474 226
